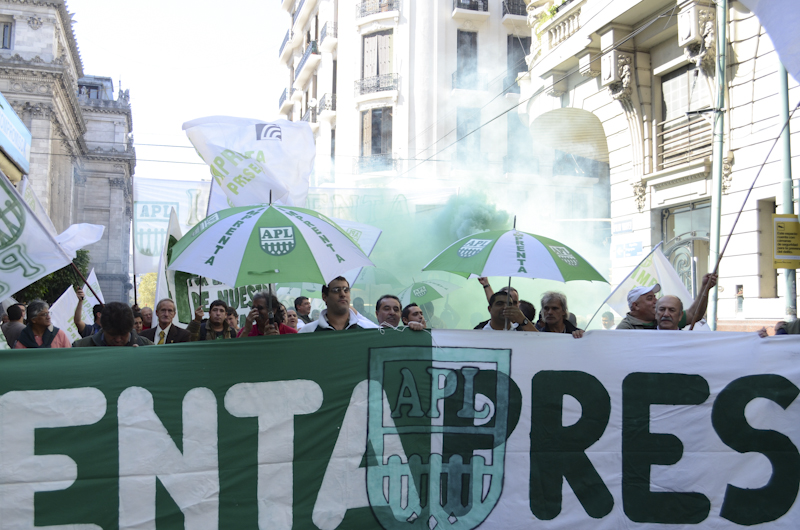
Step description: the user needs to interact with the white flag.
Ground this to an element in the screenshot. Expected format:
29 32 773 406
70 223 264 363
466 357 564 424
50 286 84 345
183 116 314 208
603 243 693 318
18 176 56 237
80 268 105 326
739 0 800 83
133 178 211 274
154 208 187 328
0 173 72 300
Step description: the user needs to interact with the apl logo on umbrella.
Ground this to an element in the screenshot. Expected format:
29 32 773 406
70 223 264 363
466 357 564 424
549 245 578 266
413 285 428 298
260 227 296 256
368 346 511 530
457 239 492 258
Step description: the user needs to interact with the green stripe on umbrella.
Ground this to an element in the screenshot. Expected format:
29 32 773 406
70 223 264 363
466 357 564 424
168 204 374 286
423 229 607 283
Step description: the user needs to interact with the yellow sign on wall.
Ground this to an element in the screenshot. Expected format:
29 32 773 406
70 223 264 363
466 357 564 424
773 214 800 269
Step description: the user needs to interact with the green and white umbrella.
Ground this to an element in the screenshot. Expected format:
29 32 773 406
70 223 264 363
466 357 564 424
168 204 374 286
423 229 607 283
397 279 461 306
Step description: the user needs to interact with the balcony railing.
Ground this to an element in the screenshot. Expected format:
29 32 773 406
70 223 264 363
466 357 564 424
320 22 337 45
319 93 336 112
279 88 288 109
657 113 713 171
452 70 487 91
355 73 399 96
453 0 488 12
502 0 526 16
296 41 319 76
302 107 317 123
356 0 400 19
292 0 306 24
353 154 397 174
279 30 291 57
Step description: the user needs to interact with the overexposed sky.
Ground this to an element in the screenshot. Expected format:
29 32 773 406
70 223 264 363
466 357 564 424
67 0 287 181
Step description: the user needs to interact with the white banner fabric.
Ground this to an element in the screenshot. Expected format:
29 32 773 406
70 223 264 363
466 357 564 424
0 174 72 300
132 178 210 274
49 286 83 345
183 116 314 208
79 269 105 326
739 0 800 84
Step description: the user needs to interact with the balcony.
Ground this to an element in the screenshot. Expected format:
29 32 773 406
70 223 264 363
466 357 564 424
319 93 337 120
301 107 317 123
279 30 293 64
292 0 305 25
353 154 397 174
281 0 293 12
293 0 319 34
452 0 489 24
356 0 400 19
278 88 294 115
355 73 399 97
657 114 713 171
502 0 527 30
452 70 487 91
320 22 338 53
293 41 321 90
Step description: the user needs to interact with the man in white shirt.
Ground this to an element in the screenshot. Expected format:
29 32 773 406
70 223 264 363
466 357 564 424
300 277 379 332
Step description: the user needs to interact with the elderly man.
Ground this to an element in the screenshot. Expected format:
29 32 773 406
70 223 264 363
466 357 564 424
73 303 154 347
140 299 191 344
535 291 584 338
190 299 235 340
617 274 717 330
474 290 537 331
140 306 153 330
14 300 72 349
300 277 379 332
655 295 683 330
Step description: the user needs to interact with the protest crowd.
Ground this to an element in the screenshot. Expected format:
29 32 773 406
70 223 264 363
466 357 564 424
6 268 777 351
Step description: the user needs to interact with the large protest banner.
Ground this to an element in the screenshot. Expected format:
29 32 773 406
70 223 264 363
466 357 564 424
1 330 799 529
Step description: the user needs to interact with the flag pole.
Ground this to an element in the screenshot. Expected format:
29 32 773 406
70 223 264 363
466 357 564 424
505 216 516 330
71 263 103 307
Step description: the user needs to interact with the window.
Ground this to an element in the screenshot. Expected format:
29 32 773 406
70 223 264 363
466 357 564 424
361 107 392 157
362 30 393 79
456 108 480 164
658 65 713 170
1 23 10 50
78 84 101 99
661 200 710 296
506 35 530 94
454 30 478 89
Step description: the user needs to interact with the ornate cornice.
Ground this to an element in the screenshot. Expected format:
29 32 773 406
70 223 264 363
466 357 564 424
608 53 632 102
684 8 715 78
632 181 646 212
722 152 734 194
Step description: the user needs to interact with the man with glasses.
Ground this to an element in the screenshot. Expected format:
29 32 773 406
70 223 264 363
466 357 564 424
140 299 191 344
300 277 379 332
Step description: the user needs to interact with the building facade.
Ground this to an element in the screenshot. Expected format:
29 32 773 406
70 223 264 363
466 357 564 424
276 0 612 289
519 0 799 328
0 0 135 302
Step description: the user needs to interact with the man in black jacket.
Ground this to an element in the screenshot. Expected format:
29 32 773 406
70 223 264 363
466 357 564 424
73 302 153 347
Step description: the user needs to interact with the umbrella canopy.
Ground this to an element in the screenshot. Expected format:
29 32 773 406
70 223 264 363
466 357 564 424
168 204 374 286
423 229 607 283
397 279 461 306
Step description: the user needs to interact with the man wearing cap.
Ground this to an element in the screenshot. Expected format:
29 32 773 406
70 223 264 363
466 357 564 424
616 273 717 330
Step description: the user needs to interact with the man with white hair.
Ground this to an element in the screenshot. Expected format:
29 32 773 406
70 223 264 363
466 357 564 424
535 291 583 338
617 274 717 330
655 295 683 330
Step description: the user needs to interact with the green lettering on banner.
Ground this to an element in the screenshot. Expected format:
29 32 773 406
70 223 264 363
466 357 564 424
529 371 613 520
622 373 711 524
712 375 800 525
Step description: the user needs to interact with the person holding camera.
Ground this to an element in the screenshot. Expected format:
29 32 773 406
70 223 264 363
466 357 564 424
238 291 298 337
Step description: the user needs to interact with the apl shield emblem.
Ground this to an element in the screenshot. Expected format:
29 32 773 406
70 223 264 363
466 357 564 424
549 245 579 266
457 239 492 258
368 346 511 530
260 227 296 255
412 285 428 298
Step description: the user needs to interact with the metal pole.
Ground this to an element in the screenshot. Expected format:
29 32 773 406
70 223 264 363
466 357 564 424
708 0 727 330
779 63 797 321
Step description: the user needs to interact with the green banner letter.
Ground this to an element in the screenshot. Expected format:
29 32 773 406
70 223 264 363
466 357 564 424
712 374 800 525
530 371 613 520
622 373 710 524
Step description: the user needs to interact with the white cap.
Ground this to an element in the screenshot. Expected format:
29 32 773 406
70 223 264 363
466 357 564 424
627 284 661 309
